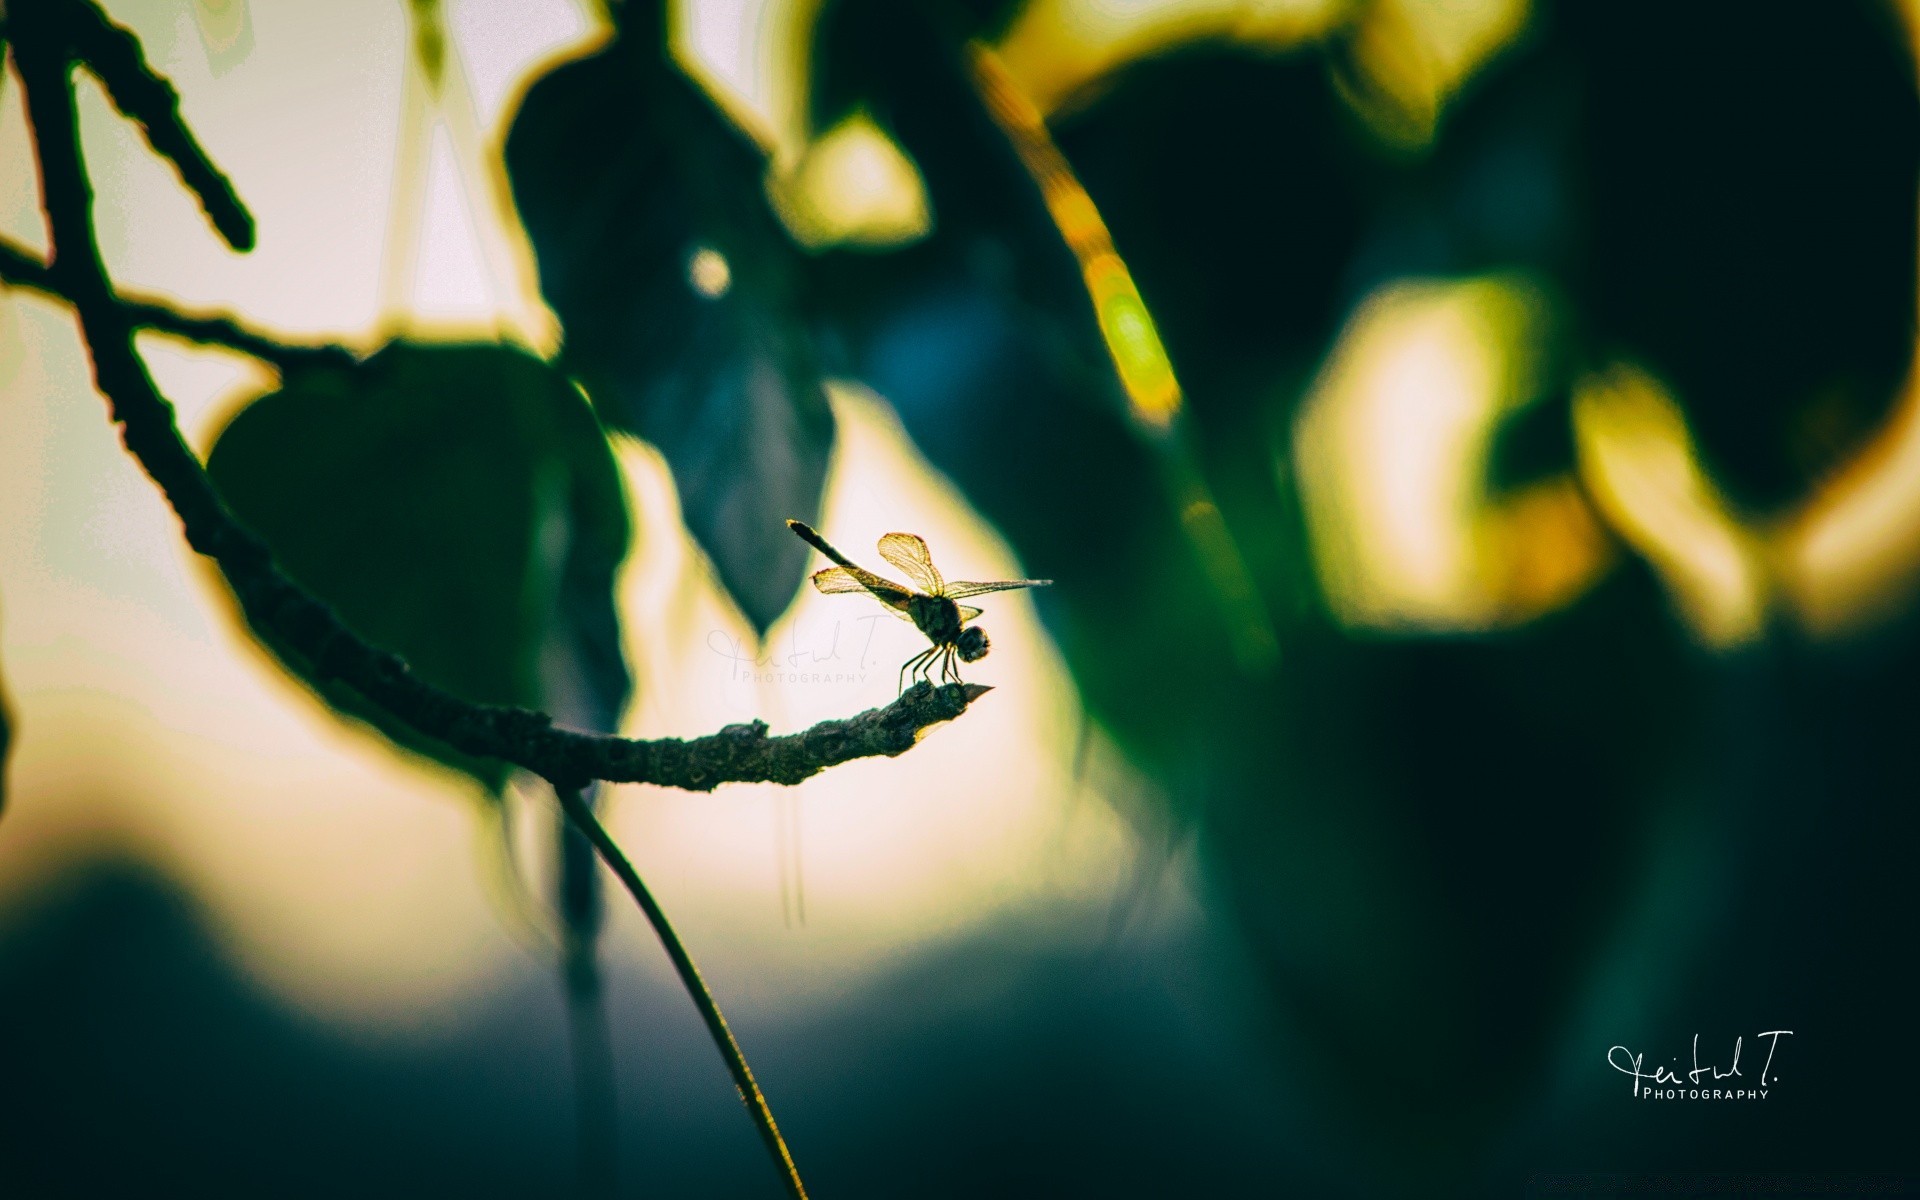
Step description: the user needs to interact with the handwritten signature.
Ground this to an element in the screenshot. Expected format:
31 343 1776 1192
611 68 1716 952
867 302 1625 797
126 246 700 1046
1607 1031 1793 1098
707 615 886 684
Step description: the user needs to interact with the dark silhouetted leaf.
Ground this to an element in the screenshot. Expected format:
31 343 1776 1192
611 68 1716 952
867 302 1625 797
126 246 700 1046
1563 0 1918 509
810 0 1024 133
206 342 631 791
505 32 833 635
807 0 1114 380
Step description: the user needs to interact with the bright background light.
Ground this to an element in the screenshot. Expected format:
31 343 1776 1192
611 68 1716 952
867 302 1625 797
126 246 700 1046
0 0 1139 1034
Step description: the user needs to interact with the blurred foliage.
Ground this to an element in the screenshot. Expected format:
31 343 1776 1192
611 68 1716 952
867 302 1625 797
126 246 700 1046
406 0 447 91
803 0 1270 770
740 0 1920 1180
0 602 11 818
1564 0 1916 511
205 343 631 793
806 0 1122 410
505 11 835 636
189 0 256 75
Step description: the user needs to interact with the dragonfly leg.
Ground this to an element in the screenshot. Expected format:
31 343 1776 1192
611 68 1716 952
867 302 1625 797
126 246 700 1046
898 647 933 694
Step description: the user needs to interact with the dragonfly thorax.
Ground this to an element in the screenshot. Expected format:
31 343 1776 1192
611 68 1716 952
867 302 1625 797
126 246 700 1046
908 594 989 661
909 593 964 646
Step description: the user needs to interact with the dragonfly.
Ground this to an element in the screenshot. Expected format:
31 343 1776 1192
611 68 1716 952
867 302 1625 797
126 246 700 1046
787 520 1051 690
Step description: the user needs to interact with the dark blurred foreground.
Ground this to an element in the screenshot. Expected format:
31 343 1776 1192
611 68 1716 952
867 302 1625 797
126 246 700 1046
3 641 1914 1200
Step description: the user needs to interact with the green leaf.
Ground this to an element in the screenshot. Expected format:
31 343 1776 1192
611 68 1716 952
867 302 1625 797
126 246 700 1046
504 33 834 635
206 342 632 792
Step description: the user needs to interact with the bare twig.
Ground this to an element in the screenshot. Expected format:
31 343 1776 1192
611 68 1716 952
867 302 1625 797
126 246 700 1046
61 0 254 249
0 233 349 372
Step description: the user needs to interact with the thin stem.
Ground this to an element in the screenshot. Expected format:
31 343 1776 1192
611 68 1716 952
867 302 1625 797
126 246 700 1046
556 787 809 1200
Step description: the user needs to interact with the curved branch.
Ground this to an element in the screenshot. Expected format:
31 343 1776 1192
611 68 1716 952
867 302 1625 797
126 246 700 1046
9 11 988 796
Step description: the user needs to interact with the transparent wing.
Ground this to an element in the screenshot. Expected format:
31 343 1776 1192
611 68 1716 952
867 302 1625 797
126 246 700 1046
877 533 943 595
810 566 875 594
943 578 1053 599
957 604 983 624
811 566 916 618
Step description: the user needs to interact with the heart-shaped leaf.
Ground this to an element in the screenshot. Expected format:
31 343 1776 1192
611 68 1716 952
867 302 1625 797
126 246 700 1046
206 341 631 792
504 32 833 635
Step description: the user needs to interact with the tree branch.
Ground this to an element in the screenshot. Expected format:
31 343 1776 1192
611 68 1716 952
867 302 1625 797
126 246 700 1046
0 233 348 372
7 21 987 795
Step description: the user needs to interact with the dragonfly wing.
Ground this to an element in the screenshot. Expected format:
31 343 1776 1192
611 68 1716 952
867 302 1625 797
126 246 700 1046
811 566 916 618
942 578 1053 599
957 604 983 624
877 533 944 595
810 566 874 594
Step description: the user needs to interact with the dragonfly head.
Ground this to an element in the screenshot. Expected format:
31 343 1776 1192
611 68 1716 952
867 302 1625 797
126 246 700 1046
957 625 990 662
